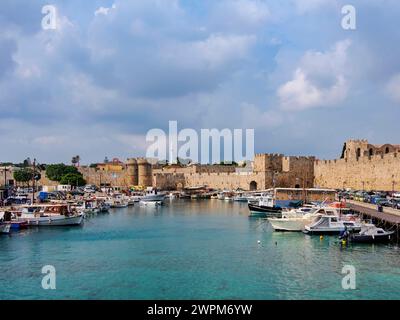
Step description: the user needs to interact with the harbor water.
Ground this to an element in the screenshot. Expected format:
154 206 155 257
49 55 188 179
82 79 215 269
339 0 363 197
0 200 399 300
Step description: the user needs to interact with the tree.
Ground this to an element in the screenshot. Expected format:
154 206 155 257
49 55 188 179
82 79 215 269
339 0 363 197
46 164 79 182
13 168 34 186
59 173 86 186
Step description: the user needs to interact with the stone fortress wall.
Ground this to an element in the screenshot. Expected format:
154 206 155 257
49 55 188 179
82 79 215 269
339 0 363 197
152 154 315 190
33 139 400 192
314 139 400 191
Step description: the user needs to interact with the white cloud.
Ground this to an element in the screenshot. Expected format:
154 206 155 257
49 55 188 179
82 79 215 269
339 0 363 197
278 40 351 111
386 73 400 103
240 103 283 128
94 4 116 16
163 34 257 70
293 0 335 14
210 0 271 33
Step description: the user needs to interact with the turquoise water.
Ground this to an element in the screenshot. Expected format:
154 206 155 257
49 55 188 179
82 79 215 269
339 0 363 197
0 200 399 300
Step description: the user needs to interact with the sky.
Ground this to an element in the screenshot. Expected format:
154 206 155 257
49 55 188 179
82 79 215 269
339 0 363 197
1 0 400 164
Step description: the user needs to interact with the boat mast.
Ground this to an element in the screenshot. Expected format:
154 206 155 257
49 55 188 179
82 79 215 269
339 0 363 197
32 158 36 205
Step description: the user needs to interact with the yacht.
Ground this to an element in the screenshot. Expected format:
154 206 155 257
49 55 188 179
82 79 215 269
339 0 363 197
304 215 362 235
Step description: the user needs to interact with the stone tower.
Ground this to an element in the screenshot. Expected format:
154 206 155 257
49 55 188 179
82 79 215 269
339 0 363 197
137 158 153 187
344 139 369 160
126 158 138 186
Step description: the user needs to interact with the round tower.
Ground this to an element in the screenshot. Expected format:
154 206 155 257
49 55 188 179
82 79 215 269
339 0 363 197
126 158 138 186
137 158 153 187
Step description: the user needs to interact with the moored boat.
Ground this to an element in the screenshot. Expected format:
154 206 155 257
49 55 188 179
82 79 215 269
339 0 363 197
304 215 361 235
349 224 394 243
248 194 282 217
16 205 84 226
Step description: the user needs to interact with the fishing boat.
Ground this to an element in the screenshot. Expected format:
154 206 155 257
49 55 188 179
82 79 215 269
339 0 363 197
349 224 395 243
248 194 282 217
304 215 362 235
140 188 165 205
15 205 84 226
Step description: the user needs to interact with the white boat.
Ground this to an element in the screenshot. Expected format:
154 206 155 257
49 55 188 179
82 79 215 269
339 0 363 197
233 194 248 202
304 215 362 235
140 188 165 204
268 206 327 232
108 193 129 208
139 200 162 207
16 205 84 226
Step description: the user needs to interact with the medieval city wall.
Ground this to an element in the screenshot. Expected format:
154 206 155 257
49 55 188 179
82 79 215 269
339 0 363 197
314 152 400 191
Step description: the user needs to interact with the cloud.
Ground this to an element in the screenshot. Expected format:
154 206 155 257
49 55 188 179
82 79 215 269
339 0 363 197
210 0 270 32
277 40 351 111
94 4 117 16
386 73 400 103
292 0 336 14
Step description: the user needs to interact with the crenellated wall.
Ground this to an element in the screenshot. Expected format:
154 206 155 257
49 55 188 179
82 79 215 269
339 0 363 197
314 140 400 191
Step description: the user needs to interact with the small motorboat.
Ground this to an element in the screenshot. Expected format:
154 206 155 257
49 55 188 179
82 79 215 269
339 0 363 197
349 224 395 243
304 215 362 235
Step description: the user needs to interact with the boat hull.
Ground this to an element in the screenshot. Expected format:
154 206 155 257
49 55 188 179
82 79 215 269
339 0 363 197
350 232 394 243
268 218 311 232
248 203 282 217
6 221 28 230
304 226 361 235
19 214 84 226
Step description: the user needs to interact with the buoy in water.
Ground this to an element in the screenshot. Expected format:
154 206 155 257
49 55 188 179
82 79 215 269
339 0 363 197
257 240 261 244
320 235 324 240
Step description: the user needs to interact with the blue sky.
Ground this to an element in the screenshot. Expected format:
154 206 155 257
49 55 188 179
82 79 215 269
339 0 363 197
1 0 400 164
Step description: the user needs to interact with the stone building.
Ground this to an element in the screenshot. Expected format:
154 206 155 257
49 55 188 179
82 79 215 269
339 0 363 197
314 139 400 191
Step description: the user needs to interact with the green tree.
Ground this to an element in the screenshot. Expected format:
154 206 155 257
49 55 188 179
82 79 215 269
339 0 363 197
13 168 34 186
59 173 86 186
45 164 79 182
